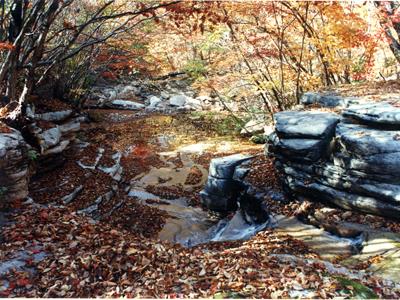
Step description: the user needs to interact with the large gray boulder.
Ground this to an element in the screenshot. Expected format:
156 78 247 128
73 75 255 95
274 111 340 139
169 94 187 107
343 102 400 127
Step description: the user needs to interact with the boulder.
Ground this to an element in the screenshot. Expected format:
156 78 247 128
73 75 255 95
200 154 253 212
204 177 243 196
169 94 187 107
0 126 30 205
274 111 340 139
209 154 254 179
301 92 360 108
240 119 265 136
148 96 162 107
34 110 73 122
107 100 145 110
343 102 400 127
37 127 62 153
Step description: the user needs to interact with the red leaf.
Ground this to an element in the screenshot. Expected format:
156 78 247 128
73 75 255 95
16 278 30 287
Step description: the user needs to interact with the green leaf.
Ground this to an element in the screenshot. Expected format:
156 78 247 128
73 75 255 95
335 276 379 299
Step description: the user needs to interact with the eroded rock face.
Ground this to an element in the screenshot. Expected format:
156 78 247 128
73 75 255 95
267 96 400 219
0 126 30 206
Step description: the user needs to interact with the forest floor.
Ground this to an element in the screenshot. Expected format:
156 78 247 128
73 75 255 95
1 108 400 298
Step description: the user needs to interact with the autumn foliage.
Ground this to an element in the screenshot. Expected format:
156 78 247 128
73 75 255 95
0 1 399 120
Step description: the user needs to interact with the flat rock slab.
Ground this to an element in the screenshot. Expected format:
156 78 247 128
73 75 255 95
34 110 73 122
269 133 329 162
343 232 400 283
274 111 340 139
336 123 400 156
311 162 400 203
209 154 254 179
343 102 400 127
334 151 400 179
289 178 400 219
273 215 355 260
301 92 360 108
107 100 145 110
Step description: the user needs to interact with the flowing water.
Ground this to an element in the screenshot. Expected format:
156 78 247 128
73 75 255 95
128 188 270 247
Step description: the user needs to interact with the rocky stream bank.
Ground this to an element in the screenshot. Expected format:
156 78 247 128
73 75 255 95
0 79 400 297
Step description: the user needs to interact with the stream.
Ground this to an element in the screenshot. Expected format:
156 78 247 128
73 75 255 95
124 125 361 254
128 188 271 247
126 131 272 247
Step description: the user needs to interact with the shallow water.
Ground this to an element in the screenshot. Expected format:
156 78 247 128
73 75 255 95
128 188 268 247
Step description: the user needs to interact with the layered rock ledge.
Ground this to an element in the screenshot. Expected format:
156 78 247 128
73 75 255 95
0 125 31 206
266 96 400 219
